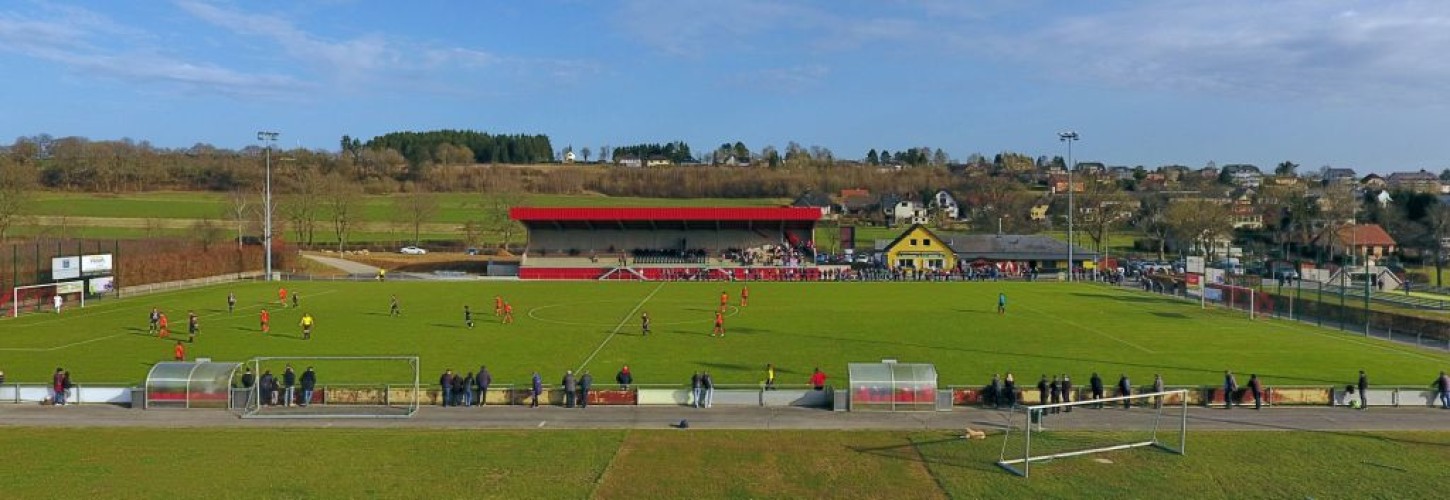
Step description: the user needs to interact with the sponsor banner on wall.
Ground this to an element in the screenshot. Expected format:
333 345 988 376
81 254 114 275
88 276 116 295
52 256 81 280
56 281 84 294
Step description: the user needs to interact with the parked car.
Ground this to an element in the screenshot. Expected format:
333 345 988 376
400 246 427 255
465 248 480 256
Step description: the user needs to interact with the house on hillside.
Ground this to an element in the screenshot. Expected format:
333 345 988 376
928 190 961 220
1222 164 1263 188
564 151 576 163
617 155 643 168
1028 198 1052 221
1322 168 1357 186
840 194 879 217
720 155 751 167
1387 170 1440 194
888 199 928 226
792 191 834 218
1360 173 1387 191
1314 224 1398 260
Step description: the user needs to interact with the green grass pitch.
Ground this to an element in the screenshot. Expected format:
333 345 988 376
3 280 1448 388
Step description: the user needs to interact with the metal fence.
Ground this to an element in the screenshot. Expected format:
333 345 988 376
1132 279 1450 351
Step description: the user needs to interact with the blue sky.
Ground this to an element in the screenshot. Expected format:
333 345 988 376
2 0 1448 173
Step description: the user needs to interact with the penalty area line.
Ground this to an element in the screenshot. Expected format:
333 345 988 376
576 282 664 373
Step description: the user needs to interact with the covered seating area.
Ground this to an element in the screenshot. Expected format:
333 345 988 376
847 361 939 412
509 207 822 280
144 361 240 409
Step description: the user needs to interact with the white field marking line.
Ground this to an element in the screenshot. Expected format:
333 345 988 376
0 289 340 352
576 282 665 373
1015 302 1156 354
0 333 127 352
1 280 250 328
0 284 337 329
528 302 738 328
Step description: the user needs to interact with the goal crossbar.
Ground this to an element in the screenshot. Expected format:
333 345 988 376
997 389 1188 478
241 356 420 419
11 282 86 317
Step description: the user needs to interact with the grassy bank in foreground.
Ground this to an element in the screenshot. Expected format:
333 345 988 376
0 428 1445 499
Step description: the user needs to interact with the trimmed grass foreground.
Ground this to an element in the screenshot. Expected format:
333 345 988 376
0 428 1445 499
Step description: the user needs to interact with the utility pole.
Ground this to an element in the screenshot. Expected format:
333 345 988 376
257 131 279 281
1059 131 1079 281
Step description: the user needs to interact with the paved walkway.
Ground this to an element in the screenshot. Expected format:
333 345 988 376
301 254 382 275
4 404 1448 432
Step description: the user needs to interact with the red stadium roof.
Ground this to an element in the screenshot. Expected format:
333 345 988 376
510 207 822 222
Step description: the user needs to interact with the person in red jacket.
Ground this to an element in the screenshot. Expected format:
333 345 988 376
259 308 271 334
157 313 170 338
810 367 827 391
173 341 186 361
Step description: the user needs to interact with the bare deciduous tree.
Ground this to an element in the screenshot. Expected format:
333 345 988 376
0 156 36 243
192 218 226 252
322 174 363 252
393 189 438 246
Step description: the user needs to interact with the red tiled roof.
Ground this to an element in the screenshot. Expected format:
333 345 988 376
1334 224 1397 247
509 207 823 222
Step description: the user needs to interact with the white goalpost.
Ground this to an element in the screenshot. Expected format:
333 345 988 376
997 390 1188 477
240 356 420 419
10 281 86 318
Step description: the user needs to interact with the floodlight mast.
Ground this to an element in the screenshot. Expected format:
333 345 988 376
257 131 279 281
1059 131 1079 281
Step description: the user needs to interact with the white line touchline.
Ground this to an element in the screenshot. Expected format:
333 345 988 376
576 282 665 373
0 333 126 352
1017 302 1156 354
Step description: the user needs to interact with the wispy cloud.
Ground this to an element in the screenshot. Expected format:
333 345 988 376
0 3 304 97
174 0 596 92
729 65 830 93
615 0 923 57
985 1 1450 103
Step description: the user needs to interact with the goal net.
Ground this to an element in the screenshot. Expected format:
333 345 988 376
9 282 86 318
240 356 420 419
997 390 1187 477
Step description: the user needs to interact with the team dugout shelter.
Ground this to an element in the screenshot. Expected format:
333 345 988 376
508 207 823 280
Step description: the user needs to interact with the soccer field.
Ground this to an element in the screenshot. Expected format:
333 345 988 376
3 280 1448 387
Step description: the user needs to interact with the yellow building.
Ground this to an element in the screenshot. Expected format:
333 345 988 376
883 224 958 270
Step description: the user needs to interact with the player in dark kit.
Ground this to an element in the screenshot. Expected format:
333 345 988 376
389 295 401 317
641 312 651 336
148 308 161 335
464 305 474 329
187 311 199 343
227 292 236 313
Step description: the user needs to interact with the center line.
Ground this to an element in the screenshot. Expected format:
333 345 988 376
576 282 664 373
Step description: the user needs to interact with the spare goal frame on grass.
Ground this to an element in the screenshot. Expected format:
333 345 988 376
240 356 420 419
997 389 1187 478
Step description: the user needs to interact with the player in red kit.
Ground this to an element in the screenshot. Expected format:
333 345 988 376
712 310 725 337
741 286 749 307
260 308 271 333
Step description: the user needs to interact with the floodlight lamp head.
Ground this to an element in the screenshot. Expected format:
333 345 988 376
1058 131 1079 141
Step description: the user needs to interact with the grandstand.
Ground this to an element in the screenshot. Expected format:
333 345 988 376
508 207 823 280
